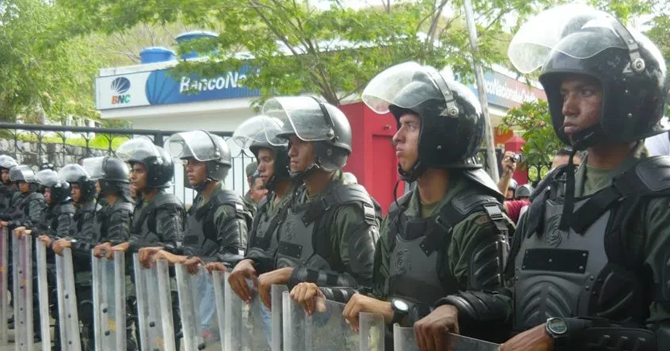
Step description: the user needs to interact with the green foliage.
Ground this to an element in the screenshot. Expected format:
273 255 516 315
52 0 546 106
499 100 563 169
0 0 109 123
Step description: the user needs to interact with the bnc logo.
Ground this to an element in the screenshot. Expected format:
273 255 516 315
111 77 131 104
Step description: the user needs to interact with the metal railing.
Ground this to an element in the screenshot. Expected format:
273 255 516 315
0 123 256 206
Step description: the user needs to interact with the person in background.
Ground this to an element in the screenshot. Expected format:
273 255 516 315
244 161 259 216
498 150 519 199
248 172 268 204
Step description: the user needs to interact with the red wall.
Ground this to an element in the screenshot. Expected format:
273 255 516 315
340 102 401 215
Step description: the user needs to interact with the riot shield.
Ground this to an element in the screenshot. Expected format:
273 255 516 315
222 275 287 351
282 291 385 351
392 324 501 351
12 233 34 350
56 248 81 351
36 238 51 351
175 264 220 351
93 251 127 351
133 255 176 351
0 227 8 345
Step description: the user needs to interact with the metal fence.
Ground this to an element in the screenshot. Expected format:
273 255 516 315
0 122 256 207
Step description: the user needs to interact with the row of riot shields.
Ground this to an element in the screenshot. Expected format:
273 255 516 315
0 227 500 351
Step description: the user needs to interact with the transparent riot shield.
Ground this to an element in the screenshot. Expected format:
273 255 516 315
93 251 127 351
0 227 8 345
36 238 51 351
175 264 220 351
133 255 176 351
282 291 385 351
12 233 34 350
56 248 81 351
222 274 287 351
393 324 501 351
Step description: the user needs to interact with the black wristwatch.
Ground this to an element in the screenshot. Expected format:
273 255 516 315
545 317 568 350
391 298 409 325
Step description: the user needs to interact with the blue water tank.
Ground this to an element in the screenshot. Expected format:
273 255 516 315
140 47 177 64
175 31 218 60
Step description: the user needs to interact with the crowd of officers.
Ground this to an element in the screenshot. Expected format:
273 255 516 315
0 4 669 351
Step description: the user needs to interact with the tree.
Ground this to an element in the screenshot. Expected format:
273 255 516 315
499 100 562 181
53 0 542 106
0 0 109 123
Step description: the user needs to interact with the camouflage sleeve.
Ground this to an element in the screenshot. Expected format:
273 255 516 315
153 205 182 251
372 214 391 299
71 212 98 260
449 210 512 291
54 212 74 239
201 205 246 264
106 208 132 245
640 197 670 348
289 205 377 293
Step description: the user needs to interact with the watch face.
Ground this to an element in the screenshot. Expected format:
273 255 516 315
547 318 567 335
393 299 409 312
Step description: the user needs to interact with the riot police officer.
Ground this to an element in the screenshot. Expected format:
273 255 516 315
290 63 512 347
30 169 75 240
225 115 295 302
83 156 137 350
139 130 251 269
96 138 184 348
0 155 18 213
1 165 45 230
418 5 670 351
254 96 379 309
101 138 184 255
49 164 99 350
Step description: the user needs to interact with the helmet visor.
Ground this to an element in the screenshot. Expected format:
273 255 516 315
10 165 35 183
232 115 286 148
116 137 162 163
0 155 18 169
262 96 334 142
508 4 628 74
166 130 220 162
58 164 90 183
362 61 445 115
35 169 59 187
82 157 106 180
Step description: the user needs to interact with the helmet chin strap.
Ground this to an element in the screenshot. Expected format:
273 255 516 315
193 178 213 193
398 160 426 183
289 162 320 181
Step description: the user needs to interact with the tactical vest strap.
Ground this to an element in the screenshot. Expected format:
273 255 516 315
570 156 670 234
251 199 289 251
302 184 377 226
203 190 252 238
132 193 184 234
113 201 134 214
58 203 76 215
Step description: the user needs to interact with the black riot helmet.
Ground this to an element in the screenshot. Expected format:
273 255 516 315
508 4 669 150
83 156 131 200
363 61 485 181
232 115 290 190
264 96 352 177
10 165 37 192
166 130 231 190
35 169 71 205
58 164 97 203
516 184 533 199
116 137 174 189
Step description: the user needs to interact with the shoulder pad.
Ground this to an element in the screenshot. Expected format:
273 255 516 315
451 188 502 218
27 192 45 202
530 165 567 201
57 203 76 215
152 192 185 210
330 184 374 207
112 200 135 214
211 189 247 214
388 189 412 214
461 169 504 202
629 156 670 194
